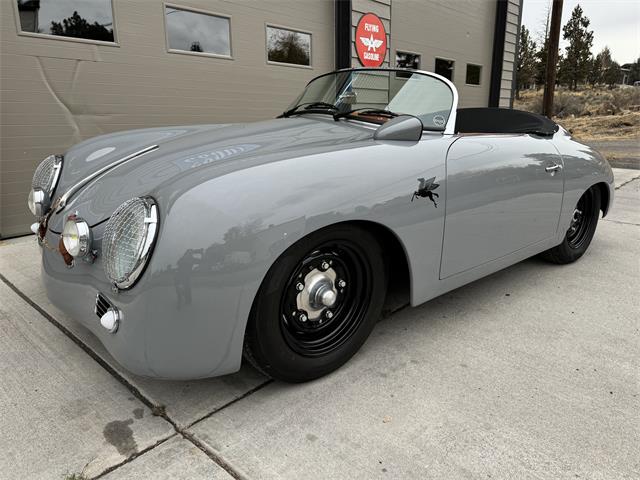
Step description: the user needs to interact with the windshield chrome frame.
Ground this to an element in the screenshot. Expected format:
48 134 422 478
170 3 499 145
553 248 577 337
298 67 459 135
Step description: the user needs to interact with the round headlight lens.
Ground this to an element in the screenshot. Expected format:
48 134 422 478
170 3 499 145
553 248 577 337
28 154 62 217
103 197 158 289
62 217 92 257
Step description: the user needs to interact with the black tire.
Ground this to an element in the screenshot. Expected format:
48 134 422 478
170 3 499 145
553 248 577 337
541 186 601 264
243 225 386 382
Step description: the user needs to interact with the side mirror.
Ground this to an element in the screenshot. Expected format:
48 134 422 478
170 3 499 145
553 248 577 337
337 91 357 105
373 115 423 142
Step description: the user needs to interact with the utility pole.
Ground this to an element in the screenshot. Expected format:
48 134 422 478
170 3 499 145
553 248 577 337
542 0 563 117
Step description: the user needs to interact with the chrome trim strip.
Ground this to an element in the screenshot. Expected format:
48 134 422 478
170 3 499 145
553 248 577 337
49 155 64 197
55 144 159 212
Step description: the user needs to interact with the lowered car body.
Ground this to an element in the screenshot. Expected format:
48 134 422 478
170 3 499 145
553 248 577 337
31 68 613 381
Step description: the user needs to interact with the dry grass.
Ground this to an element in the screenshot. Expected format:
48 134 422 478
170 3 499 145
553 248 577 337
559 112 640 141
514 87 640 141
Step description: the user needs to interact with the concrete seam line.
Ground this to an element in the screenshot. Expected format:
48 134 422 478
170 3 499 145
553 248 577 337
185 379 273 430
0 272 250 480
91 433 176 479
180 430 249 480
615 175 640 190
603 219 640 227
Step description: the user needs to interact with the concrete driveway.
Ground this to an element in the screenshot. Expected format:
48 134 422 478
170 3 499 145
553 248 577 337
1 169 638 480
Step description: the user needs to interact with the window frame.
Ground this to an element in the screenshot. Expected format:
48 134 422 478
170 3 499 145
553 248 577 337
434 57 456 82
465 63 483 86
163 2 233 60
395 50 422 79
12 0 119 47
265 23 313 69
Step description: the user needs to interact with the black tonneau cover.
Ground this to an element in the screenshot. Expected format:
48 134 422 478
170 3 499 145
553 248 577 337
455 108 559 137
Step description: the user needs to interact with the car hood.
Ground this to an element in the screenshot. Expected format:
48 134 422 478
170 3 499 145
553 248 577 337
50 117 374 229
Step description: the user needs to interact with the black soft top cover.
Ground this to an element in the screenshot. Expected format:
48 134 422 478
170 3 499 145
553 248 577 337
455 108 559 136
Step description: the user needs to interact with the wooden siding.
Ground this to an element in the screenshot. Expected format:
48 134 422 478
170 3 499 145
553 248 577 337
351 0 391 68
499 0 522 107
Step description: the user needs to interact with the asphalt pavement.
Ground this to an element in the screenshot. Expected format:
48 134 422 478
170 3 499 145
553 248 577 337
0 169 638 480
589 139 640 170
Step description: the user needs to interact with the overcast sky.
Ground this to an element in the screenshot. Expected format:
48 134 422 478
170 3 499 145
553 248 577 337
522 0 640 65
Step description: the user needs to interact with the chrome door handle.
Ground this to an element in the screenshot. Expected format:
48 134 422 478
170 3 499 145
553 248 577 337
545 164 562 172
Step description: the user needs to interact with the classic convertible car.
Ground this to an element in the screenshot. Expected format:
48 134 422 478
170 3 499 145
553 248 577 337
28 68 613 382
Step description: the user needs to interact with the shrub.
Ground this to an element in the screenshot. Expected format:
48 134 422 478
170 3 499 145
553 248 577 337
612 88 640 111
552 93 585 118
514 86 640 118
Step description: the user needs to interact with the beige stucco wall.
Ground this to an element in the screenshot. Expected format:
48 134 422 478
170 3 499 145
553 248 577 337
390 0 495 108
0 0 335 237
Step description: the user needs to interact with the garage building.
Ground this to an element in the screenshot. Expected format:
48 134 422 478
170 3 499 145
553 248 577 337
0 0 522 237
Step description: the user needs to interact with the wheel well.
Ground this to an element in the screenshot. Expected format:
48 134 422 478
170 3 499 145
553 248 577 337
593 182 610 217
347 220 411 315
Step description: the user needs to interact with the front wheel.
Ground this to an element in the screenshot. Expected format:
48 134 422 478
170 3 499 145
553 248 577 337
541 186 601 264
243 225 386 382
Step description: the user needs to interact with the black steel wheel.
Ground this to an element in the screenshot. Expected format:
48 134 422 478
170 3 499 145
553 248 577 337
566 190 595 249
541 186 601 264
244 225 386 382
279 241 372 357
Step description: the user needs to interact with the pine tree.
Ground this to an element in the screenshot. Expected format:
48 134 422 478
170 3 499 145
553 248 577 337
516 26 538 97
50 11 113 42
586 55 601 86
534 3 552 88
535 39 549 88
629 58 640 84
561 5 594 90
593 47 621 88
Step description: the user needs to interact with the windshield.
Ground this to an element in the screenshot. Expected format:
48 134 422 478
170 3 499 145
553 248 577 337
286 69 455 130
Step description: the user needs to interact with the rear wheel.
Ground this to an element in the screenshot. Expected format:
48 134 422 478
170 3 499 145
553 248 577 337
243 225 386 382
541 187 601 264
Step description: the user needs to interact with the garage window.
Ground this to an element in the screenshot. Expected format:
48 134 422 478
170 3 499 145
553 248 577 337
165 5 231 57
15 0 115 43
266 25 311 67
466 64 482 85
435 58 455 81
396 51 421 78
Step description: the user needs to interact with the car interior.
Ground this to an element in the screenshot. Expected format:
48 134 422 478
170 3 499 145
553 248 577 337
454 108 559 136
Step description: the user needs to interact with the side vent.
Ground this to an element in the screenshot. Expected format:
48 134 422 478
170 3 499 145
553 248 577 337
95 292 113 318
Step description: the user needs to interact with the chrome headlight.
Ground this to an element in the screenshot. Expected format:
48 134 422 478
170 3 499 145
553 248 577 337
103 197 159 290
28 154 63 216
62 216 92 258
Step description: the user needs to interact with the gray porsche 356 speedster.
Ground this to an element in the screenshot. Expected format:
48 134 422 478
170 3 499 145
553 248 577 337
28 68 613 382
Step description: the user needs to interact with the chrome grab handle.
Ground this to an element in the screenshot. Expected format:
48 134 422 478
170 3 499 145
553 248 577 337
56 144 159 212
545 164 562 172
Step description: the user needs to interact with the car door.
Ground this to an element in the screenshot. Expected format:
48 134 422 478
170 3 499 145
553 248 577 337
440 134 563 279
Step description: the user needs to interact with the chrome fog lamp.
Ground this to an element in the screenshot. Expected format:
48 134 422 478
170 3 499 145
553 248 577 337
62 216 92 257
28 188 49 216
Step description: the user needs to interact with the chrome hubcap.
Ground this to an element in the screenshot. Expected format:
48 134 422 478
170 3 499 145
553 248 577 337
296 267 339 321
568 208 583 235
279 241 370 357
